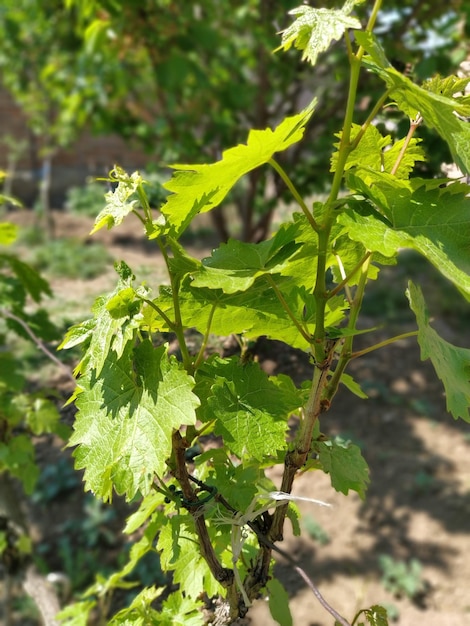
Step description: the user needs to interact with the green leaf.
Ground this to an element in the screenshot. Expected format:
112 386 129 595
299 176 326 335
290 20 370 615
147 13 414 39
0 222 18 246
277 2 362 66
331 123 425 179
316 438 369 499
62 268 144 376
157 517 222 599
0 352 25 391
0 435 38 494
340 174 470 297
158 103 316 238
108 586 163 626
407 282 470 421
58 317 96 351
267 578 293 626
200 357 300 461
124 490 166 534
70 341 199 501
192 230 301 294
157 274 346 352
340 373 368 399
95 515 162 599
353 605 389 626
57 600 97 626
160 590 205 626
356 31 470 174
25 397 62 436
194 449 262 512
91 167 142 234
0 253 52 302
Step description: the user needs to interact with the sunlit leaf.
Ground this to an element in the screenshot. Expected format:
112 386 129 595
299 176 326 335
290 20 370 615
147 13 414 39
70 342 199 501
277 1 362 66
340 174 470 297
267 578 293 626
407 282 470 421
91 167 142 234
158 102 316 238
316 438 370 499
356 31 470 174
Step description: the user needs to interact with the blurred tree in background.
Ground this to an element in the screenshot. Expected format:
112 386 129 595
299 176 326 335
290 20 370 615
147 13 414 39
1 0 469 239
0 0 87 228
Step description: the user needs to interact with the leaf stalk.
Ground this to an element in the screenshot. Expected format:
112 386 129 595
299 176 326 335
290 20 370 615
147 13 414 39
268 157 319 231
350 330 418 359
265 274 312 343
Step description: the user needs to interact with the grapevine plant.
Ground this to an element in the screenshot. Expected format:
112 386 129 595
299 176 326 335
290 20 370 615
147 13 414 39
59 1 470 624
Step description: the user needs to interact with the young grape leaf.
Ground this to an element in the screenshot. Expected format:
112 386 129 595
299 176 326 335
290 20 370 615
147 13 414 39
57 600 96 625
340 173 470 297
91 167 142 234
340 373 368 399
354 605 389 626
124 490 166 534
108 587 164 626
355 31 470 174
277 1 362 66
88 516 161 599
267 578 293 626
62 277 145 377
194 448 265 513
70 341 199 501
200 356 301 461
331 123 425 179
157 517 222 600
160 591 205 626
407 282 470 421
192 225 301 294
157 102 316 238
316 438 370 499
1 253 52 302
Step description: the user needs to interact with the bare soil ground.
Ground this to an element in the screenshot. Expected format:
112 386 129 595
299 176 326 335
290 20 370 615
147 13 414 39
4 210 470 626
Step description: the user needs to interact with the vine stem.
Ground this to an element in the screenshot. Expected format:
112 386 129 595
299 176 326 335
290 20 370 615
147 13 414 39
324 253 372 403
136 182 153 224
214 491 350 625
269 352 334 543
171 432 234 588
260 0 386 579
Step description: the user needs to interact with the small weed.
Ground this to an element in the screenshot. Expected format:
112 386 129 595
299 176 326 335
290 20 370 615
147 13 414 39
303 515 330 545
32 237 112 279
381 602 400 622
31 458 79 504
65 180 109 218
379 555 426 601
411 469 437 495
60 494 117 549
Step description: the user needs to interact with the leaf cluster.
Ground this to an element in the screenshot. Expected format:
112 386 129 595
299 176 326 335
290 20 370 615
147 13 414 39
58 2 470 624
0 219 69 493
